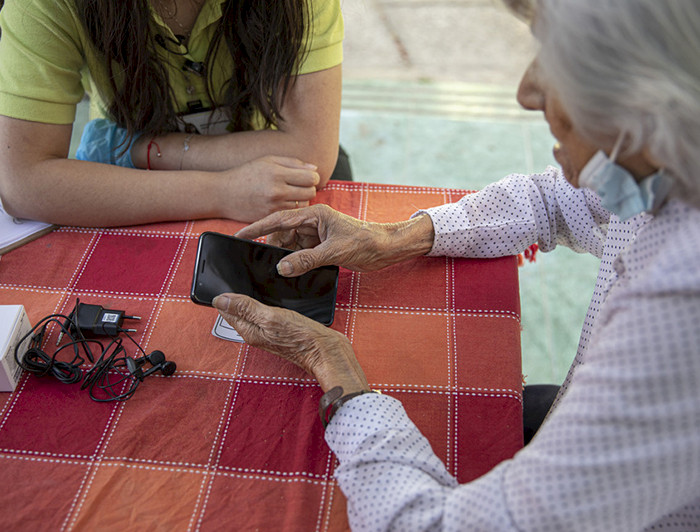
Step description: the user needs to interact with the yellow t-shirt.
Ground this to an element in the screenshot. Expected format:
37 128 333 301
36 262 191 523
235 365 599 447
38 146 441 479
0 0 343 126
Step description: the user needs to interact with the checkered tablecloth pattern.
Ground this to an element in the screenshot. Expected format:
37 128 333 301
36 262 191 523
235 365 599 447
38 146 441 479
0 182 522 531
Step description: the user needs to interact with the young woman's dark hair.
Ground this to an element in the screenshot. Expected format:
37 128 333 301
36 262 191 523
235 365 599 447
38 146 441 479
76 0 310 140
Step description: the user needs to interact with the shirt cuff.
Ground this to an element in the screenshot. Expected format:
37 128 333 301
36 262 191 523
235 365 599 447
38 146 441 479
324 393 411 462
412 202 473 257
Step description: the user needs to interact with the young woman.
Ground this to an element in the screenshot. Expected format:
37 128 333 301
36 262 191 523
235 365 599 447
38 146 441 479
0 0 345 225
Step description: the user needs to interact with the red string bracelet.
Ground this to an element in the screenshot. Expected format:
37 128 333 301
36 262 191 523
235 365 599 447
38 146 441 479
146 138 162 171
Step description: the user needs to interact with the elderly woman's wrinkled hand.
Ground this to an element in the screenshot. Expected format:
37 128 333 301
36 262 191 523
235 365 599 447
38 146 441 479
235 204 435 277
212 293 369 393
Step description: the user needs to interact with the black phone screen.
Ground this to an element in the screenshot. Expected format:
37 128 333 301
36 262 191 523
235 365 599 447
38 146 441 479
190 232 339 325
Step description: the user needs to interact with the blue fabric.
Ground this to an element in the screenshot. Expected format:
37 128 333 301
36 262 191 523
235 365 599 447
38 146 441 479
579 150 673 221
75 119 139 168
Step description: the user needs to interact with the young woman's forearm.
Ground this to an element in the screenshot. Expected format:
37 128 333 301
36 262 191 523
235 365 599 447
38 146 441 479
0 156 222 227
0 116 322 226
134 127 338 186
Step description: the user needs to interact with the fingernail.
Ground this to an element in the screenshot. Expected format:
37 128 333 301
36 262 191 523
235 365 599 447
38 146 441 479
212 295 230 310
277 260 292 276
304 163 318 170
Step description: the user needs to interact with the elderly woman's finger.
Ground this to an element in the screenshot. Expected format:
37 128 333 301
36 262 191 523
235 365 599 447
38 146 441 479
236 205 324 241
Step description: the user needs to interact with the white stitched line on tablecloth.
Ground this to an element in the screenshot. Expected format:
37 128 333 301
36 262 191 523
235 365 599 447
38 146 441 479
361 182 369 221
343 269 357 340
0 291 521 319
0 286 185 302
349 272 361 345
345 183 367 346
315 438 335 532
194 378 238 530
120 373 520 397
0 288 523 324
335 305 521 321
0 376 522 398
322 477 339 532
343 303 520 317
379 387 522 402
56 231 100 330
371 383 521 394
65 372 521 401
41 231 100 364
200 344 258 528
239 379 522 400
1 449 93 460
214 470 329 486
0 453 329 485
1 454 89 466
103 459 328 481
71 231 102 291
141 225 193 351
0 287 522 323
56 227 200 239
218 465 327 481
64 231 100 292
325 183 472 196
64 395 126 531
444 256 452 472
450 257 460 477
0 285 175 299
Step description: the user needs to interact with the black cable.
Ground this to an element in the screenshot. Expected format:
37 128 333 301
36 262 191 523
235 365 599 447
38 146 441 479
82 338 132 401
13 299 165 402
14 313 88 384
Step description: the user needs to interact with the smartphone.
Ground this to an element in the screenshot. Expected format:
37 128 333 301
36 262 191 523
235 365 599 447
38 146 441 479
190 231 339 326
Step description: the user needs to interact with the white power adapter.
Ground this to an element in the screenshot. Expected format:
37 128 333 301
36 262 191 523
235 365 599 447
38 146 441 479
0 305 31 392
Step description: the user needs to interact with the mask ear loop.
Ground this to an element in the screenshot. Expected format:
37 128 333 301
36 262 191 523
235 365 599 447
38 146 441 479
609 132 626 163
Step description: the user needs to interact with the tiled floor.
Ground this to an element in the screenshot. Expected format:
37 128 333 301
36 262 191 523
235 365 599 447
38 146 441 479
69 78 601 385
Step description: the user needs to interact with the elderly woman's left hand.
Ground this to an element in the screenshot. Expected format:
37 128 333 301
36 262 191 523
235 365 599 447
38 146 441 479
213 293 370 394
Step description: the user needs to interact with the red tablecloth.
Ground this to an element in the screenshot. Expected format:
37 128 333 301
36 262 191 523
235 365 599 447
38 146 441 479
0 181 522 531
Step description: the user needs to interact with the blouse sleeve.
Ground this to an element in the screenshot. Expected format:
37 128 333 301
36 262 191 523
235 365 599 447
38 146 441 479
418 166 610 259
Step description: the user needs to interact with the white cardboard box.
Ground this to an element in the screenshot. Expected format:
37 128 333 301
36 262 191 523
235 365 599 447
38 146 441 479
0 305 31 392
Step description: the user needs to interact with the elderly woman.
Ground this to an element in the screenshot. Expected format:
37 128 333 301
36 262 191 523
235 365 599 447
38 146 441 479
213 0 700 529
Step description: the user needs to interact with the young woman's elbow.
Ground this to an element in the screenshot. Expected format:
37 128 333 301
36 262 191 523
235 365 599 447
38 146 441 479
0 185 24 217
314 145 340 189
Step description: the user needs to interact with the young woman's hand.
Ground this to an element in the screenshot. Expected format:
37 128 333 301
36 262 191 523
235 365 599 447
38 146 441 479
218 155 320 222
235 204 436 277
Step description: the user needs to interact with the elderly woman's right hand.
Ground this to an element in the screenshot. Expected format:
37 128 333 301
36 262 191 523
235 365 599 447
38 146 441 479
235 204 436 277
213 292 370 394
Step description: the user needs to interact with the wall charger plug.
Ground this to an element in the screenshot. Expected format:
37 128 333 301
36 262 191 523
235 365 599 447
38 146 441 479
71 302 141 337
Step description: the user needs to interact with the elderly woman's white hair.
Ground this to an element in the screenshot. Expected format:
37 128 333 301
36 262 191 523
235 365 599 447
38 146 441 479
506 0 700 206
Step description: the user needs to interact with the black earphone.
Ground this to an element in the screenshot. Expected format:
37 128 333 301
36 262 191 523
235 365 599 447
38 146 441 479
126 350 177 380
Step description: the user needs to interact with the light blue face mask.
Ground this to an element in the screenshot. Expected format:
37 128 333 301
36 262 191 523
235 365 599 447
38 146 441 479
578 139 672 221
